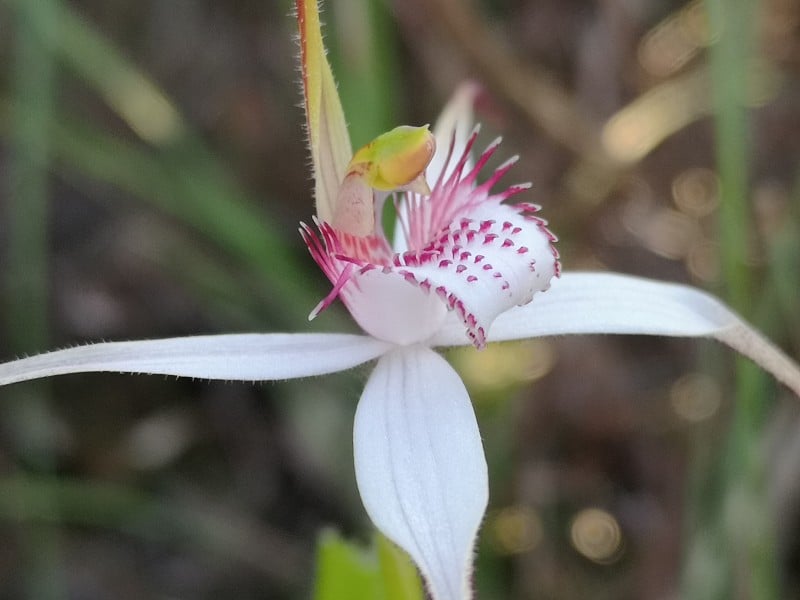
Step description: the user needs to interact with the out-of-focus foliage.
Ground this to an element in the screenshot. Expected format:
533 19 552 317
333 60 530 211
314 531 422 600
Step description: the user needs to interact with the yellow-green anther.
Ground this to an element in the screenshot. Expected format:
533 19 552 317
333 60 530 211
347 125 436 191
333 125 436 237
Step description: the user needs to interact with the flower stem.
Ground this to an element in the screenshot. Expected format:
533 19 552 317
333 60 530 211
5 0 64 597
692 0 778 598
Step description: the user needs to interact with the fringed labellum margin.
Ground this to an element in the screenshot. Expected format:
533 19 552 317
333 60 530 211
302 127 560 348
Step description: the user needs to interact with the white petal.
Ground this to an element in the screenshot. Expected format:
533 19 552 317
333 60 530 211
353 346 488 600
431 272 800 397
0 333 392 386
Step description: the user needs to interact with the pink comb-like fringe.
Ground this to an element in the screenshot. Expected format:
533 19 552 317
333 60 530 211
300 132 560 346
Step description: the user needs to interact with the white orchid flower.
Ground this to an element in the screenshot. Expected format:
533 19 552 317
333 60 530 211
2 2 800 599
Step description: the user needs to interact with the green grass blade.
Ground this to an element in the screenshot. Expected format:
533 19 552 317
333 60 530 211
5 1 65 598
326 0 399 148
688 1 778 599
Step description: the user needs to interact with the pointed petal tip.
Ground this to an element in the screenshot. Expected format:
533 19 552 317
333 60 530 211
500 154 519 168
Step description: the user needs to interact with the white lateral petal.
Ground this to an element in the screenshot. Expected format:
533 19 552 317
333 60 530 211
353 346 488 600
0 333 392 386
431 272 800 397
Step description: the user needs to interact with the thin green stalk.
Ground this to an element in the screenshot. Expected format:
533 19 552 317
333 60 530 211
690 1 777 599
326 0 401 239
6 0 53 359
5 1 64 598
707 0 754 312
327 0 399 148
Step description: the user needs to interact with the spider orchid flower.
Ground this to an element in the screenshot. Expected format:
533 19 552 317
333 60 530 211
2 2 800 599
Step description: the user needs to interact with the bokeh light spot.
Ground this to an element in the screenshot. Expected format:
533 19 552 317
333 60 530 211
670 372 722 422
672 167 720 218
452 340 556 394
490 505 543 555
570 508 624 564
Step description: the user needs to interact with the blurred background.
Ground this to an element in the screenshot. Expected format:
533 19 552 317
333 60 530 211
0 0 799 598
